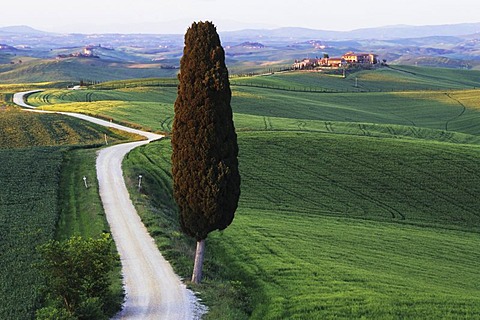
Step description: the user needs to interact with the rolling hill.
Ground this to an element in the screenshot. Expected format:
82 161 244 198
0 57 178 83
22 66 480 318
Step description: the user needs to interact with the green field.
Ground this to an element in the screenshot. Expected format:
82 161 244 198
0 147 63 320
27 70 480 144
0 58 179 83
13 66 480 318
0 107 142 149
232 66 480 91
0 108 132 319
124 134 480 319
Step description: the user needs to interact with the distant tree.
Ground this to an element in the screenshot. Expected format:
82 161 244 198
171 21 241 284
323 53 329 59
36 234 117 319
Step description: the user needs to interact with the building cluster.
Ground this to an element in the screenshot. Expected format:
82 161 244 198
56 46 99 59
293 52 379 70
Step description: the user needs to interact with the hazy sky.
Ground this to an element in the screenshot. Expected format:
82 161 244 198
1 0 479 34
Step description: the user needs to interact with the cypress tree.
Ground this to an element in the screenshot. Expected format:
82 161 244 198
171 21 240 284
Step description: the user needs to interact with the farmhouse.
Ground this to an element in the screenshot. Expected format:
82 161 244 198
83 47 93 56
293 52 379 70
292 58 319 70
342 52 378 64
319 57 346 68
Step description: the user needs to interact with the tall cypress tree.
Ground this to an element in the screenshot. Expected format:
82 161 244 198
171 21 240 284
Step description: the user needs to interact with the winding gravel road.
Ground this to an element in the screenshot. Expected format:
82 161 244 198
14 91 203 320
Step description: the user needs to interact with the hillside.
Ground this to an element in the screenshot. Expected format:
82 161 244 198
122 128 480 319
221 23 480 42
5 66 480 318
0 58 178 83
24 66 480 318
27 66 480 142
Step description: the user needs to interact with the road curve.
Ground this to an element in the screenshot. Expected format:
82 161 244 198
14 91 202 320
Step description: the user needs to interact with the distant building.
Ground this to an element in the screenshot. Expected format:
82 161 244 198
342 52 378 64
319 57 346 68
83 47 93 56
293 52 379 70
56 46 99 59
292 58 318 70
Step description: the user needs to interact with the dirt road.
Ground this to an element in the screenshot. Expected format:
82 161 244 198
98 140 197 320
14 91 203 319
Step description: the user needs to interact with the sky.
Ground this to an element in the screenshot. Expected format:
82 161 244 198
1 0 479 34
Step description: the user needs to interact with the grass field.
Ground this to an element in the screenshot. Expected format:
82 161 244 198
21 66 480 318
0 108 132 319
27 74 480 143
0 107 142 149
0 58 179 84
214 209 480 319
56 148 110 240
0 147 64 320
232 66 480 92
55 148 124 316
124 134 480 319
236 132 480 230
219 131 480 319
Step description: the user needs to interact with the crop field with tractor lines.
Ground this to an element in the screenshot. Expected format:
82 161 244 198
124 133 480 319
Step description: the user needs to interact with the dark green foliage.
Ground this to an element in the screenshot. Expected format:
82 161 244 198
171 21 240 240
37 234 117 319
35 306 76 320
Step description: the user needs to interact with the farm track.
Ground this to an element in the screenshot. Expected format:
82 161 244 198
444 92 468 131
160 116 173 132
263 116 273 130
296 120 307 130
13 91 201 320
358 123 369 136
324 121 334 133
86 92 94 102
137 149 173 188
389 111 417 127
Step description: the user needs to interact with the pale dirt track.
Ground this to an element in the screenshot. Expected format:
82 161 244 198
14 91 203 320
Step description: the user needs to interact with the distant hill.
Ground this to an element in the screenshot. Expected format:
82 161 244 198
221 23 480 42
1 22 479 44
0 25 50 35
347 23 480 40
0 44 18 51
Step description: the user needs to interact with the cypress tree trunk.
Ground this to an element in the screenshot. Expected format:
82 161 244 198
191 239 205 284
